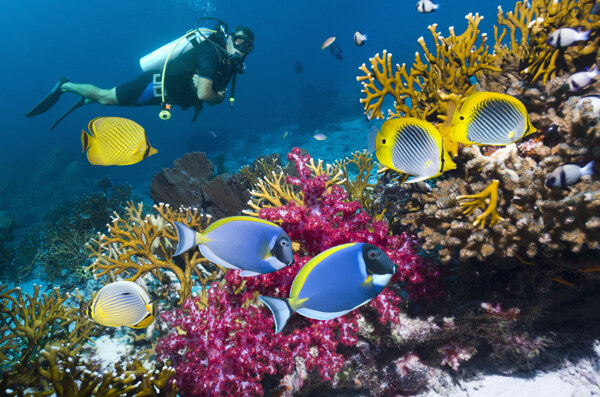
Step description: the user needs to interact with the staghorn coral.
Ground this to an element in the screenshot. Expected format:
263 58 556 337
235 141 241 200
492 0 600 86
37 345 177 397
332 150 381 218
357 13 500 149
88 202 222 305
238 154 287 189
0 284 100 392
243 149 346 217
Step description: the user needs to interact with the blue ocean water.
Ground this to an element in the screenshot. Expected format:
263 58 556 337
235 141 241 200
1 0 515 223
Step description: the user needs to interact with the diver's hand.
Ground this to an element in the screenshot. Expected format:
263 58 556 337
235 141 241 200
193 74 200 88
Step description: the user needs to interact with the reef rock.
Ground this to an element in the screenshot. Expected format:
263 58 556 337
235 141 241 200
150 152 250 219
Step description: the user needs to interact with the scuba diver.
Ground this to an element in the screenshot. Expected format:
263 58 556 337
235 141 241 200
26 19 254 129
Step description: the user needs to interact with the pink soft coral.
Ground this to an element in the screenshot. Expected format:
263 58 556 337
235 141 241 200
156 148 447 395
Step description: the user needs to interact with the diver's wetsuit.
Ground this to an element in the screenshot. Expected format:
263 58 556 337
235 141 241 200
115 34 237 114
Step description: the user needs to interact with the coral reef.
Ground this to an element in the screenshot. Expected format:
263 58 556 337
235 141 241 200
356 13 500 155
150 152 250 219
0 284 100 392
492 0 600 86
88 202 222 305
0 283 177 396
156 148 449 396
398 92 600 266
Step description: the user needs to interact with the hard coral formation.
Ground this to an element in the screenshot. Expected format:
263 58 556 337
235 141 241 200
492 0 600 86
357 12 500 155
398 144 596 263
150 152 250 219
0 284 101 393
88 202 222 305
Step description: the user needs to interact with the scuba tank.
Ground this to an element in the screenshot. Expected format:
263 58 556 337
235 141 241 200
139 18 243 121
139 29 213 72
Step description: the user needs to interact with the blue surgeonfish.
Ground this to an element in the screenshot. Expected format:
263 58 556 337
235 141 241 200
450 92 536 146
259 243 397 334
372 118 456 183
173 216 294 277
87 280 155 328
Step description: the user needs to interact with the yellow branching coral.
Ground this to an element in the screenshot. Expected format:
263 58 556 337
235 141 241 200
495 0 600 85
38 345 177 397
0 284 99 392
238 155 284 189
357 13 500 125
457 179 505 228
333 150 379 216
244 156 345 216
88 202 222 305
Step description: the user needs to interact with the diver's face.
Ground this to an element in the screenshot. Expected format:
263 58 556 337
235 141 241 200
227 36 246 56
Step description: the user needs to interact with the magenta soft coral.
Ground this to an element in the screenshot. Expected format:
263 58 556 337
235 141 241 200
156 148 447 395
156 282 357 396
253 147 446 302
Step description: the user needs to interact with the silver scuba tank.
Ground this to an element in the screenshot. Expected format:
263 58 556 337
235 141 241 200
139 28 213 72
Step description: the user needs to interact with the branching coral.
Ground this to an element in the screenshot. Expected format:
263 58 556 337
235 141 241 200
494 0 600 85
357 13 500 129
243 149 346 216
0 283 100 392
88 202 222 305
38 345 177 397
333 150 381 218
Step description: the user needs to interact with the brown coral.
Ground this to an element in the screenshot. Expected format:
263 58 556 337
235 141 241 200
88 202 222 305
150 152 250 219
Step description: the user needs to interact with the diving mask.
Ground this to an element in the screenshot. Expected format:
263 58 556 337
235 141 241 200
232 34 254 54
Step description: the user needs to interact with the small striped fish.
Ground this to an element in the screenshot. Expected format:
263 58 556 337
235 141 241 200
450 92 536 146
374 117 456 183
87 281 155 328
81 117 157 166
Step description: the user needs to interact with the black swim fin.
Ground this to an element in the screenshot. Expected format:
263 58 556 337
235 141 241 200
26 77 69 117
50 97 86 131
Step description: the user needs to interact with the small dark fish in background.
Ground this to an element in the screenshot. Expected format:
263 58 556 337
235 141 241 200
353 31 367 46
545 161 594 190
416 0 439 13
293 60 304 74
542 125 561 147
329 41 342 61
592 2 600 15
